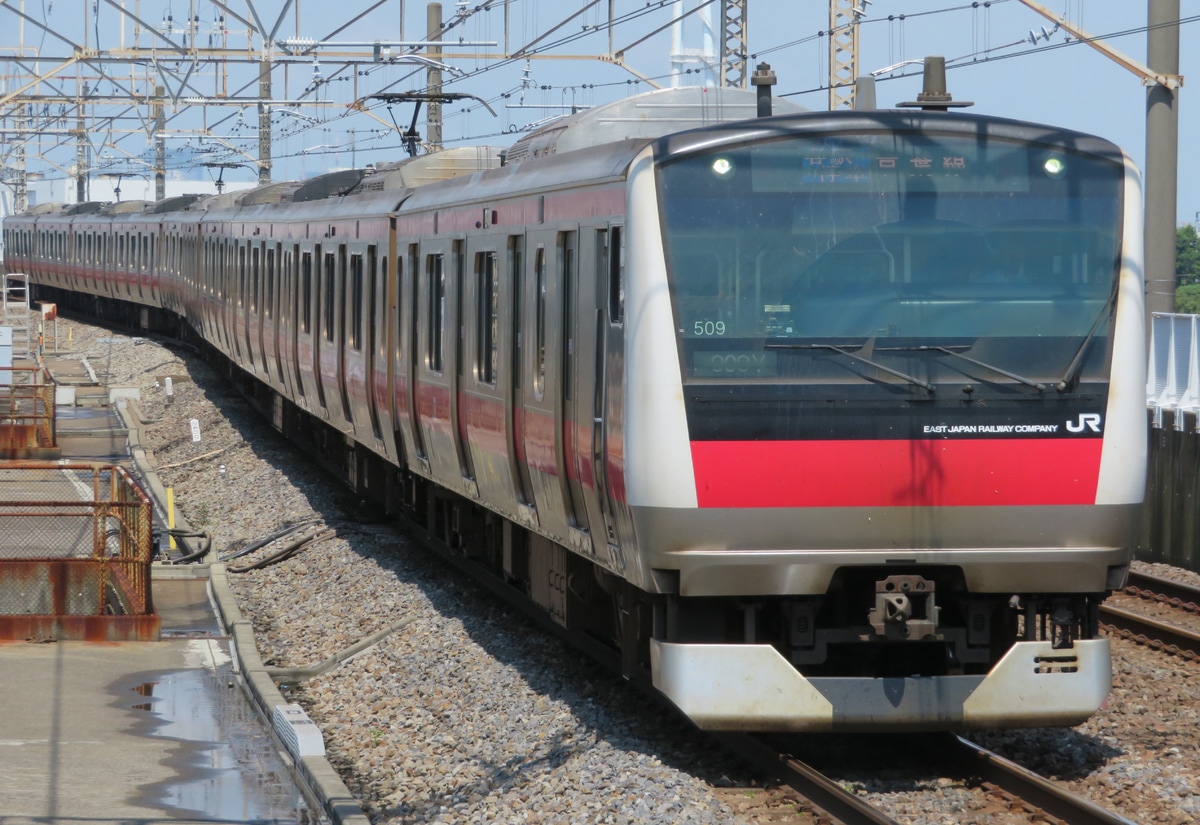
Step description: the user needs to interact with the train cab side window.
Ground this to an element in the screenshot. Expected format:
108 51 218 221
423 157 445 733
534 246 547 398
476 251 499 385
301 252 313 333
427 253 446 373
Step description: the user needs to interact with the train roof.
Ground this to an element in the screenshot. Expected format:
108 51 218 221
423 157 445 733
352 146 503 193
650 107 1128 163
146 194 203 214
504 86 806 164
101 200 151 215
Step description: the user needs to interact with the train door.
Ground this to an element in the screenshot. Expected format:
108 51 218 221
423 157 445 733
233 241 247 362
506 234 537 521
315 246 334 416
414 241 456 481
248 242 262 375
270 243 284 389
449 239 477 490
379 227 399 464
520 233 568 533
296 246 320 409
558 229 593 546
214 238 228 355
260 243 276 382
591 226 624 559
366 244 384 443
335 244 354 428
342 247 366 437
405 241 430 471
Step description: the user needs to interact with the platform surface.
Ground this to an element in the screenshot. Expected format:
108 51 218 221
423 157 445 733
0 576 313 825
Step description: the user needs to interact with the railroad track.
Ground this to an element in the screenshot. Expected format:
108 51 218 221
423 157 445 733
943 735 1136 825
1102 570 1200 661
715 732 1136 825
1122 570 1200 613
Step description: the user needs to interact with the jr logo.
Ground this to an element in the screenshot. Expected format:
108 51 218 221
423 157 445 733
1066 413 1103 433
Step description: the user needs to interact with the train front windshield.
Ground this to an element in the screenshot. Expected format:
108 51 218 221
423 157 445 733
657 129 1125 389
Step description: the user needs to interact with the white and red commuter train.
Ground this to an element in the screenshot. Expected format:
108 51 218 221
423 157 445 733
5 86 1147 731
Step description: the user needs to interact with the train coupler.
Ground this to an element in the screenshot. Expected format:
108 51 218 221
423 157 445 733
867 574 940 640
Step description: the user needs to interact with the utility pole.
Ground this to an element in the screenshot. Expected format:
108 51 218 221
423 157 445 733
1145 0 1181 318
828 0 862 110
426 3 443 152
154 85 166 200
75 111 87 204
1017 0 1183 326
718 0 748 88
14 138 27 214
258 61 273 184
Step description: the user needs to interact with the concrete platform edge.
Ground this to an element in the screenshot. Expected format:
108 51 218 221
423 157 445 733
210 565 370 825
118 398 371 825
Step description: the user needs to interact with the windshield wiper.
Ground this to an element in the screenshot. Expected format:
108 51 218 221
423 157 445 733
767 342 935 393
900 346 1045 392
1056 291 1117 393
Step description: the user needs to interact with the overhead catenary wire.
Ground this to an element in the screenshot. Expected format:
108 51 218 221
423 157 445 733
11 3 1198 182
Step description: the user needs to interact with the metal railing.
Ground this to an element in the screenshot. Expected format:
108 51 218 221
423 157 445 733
1148 312 1200 427
0 464 153 616
0 365 55 450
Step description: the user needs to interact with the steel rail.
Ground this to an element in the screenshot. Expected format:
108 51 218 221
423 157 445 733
1124 570 1200 611
714 733 901 825
1100 602 1200 659
948 736 1137 825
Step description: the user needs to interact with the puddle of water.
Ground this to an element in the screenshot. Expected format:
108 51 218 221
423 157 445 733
130 656 322 824
55 405 119 421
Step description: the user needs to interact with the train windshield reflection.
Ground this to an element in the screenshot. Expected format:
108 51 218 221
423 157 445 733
657 129 1125 385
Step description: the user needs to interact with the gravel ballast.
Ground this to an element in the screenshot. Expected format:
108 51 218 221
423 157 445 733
65 318 1200 824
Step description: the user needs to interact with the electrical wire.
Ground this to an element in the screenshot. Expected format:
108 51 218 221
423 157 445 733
167 529 213 564
219 517 323 562
226 527 337 573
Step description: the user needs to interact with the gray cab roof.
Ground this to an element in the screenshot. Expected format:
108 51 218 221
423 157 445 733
505 86 806 164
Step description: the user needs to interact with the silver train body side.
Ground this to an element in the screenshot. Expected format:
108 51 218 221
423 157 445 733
4 88 1146 731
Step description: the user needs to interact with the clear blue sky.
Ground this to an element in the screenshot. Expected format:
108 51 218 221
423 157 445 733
390 1 1200 223
6 0 1195 219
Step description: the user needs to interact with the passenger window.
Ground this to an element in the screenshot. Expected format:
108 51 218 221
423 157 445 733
349 253 364 351
427 253 445 373
476 251 499 385
534 247 546 398
509 236 524 390
323 253 336 342
266 245 277 319
251 246 260 311
301 252 313 333
609 226 624 323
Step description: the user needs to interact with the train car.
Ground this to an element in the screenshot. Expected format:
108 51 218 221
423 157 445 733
4 85 1146 732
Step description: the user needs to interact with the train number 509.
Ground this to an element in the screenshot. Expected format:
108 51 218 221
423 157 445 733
692 320 726 337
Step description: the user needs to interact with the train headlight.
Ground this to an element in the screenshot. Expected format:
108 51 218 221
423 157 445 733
1042 155 1067 179
711 157 735 178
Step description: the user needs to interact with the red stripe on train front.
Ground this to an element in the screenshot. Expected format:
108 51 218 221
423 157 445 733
691 439 1104 508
